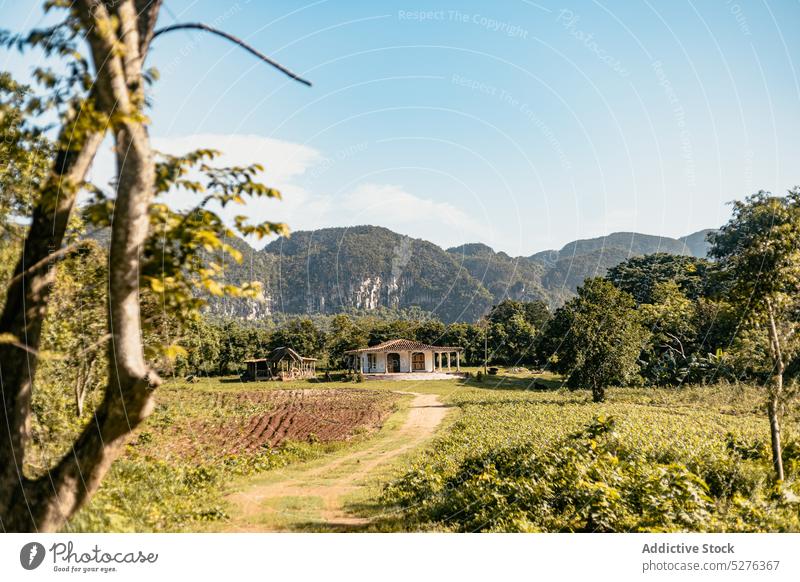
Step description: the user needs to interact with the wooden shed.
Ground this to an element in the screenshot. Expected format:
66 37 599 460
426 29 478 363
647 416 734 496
244 347 317 381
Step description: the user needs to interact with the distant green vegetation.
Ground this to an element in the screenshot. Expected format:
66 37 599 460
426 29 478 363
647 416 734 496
3 72 799 530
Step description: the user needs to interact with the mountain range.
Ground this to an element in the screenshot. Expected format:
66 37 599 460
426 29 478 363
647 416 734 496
209 225 714 323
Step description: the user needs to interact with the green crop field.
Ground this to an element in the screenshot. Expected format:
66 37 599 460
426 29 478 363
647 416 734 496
62 371 800 533
380 379 800 532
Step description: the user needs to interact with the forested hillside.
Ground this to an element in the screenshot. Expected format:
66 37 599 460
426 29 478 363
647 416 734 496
208 226 713 322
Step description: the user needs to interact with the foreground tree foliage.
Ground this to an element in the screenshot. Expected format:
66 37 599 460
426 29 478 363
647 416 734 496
0 73 51 229
0 0 307 531
539 278 649 402
709 189 800 481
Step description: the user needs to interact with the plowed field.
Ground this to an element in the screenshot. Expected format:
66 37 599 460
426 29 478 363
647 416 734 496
135 388 398 461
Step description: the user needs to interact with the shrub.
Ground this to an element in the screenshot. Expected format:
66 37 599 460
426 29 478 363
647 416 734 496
383 408 800 533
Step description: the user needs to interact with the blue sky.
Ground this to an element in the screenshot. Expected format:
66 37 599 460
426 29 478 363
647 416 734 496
3 0 799 255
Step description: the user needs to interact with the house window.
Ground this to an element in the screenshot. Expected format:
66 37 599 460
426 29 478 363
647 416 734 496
412 352 426 371
367 353 377 371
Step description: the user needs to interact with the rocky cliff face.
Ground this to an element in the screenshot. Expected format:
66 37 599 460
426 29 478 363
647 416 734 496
204 225 713 322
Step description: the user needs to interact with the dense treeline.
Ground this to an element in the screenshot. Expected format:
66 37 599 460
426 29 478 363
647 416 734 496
537 220 798 399
11 189 795 489
537 253 740 392
167 298 551 377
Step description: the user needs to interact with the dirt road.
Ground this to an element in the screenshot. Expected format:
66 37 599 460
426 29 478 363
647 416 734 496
223 392 449 531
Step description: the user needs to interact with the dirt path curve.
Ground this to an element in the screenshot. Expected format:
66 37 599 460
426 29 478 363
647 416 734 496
223 392 449 532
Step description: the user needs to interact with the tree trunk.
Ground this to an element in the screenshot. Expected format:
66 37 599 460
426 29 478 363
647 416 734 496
768 392 784 481
0 0 163 532
765 299 785 481
0 116 105 524
592 382 605 403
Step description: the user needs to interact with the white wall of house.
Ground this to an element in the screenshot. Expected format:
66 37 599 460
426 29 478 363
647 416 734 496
361 352 387 373
360 350 438 373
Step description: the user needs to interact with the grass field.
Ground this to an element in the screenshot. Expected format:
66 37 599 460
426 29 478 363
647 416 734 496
65 370 800 532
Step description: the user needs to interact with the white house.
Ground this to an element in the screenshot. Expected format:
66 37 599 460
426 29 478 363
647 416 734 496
345 338 463 378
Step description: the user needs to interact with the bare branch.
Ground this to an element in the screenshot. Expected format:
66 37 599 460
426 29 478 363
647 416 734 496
662 331 686 359
151 23 312 86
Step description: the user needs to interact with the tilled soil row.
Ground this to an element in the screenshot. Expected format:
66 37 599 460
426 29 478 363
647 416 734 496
137 388 398 461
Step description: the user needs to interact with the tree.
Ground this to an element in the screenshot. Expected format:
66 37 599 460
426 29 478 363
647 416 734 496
0 73 51 229
635 282 741 386
606 253 712 304
26 238 109 471
271 318 325 358
709 189 800 481
523 300 552 330
442 322 484 366
540 278 649 402
326 314 368 369
638 281 698 386
486 300 546 365
414 319 446 345
174 317 223 377
368 318 419 345
0 1 310 531
488 316 537 365
215 319 256 375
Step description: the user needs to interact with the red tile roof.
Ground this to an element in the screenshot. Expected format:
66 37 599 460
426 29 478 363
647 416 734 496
345 338 463 354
